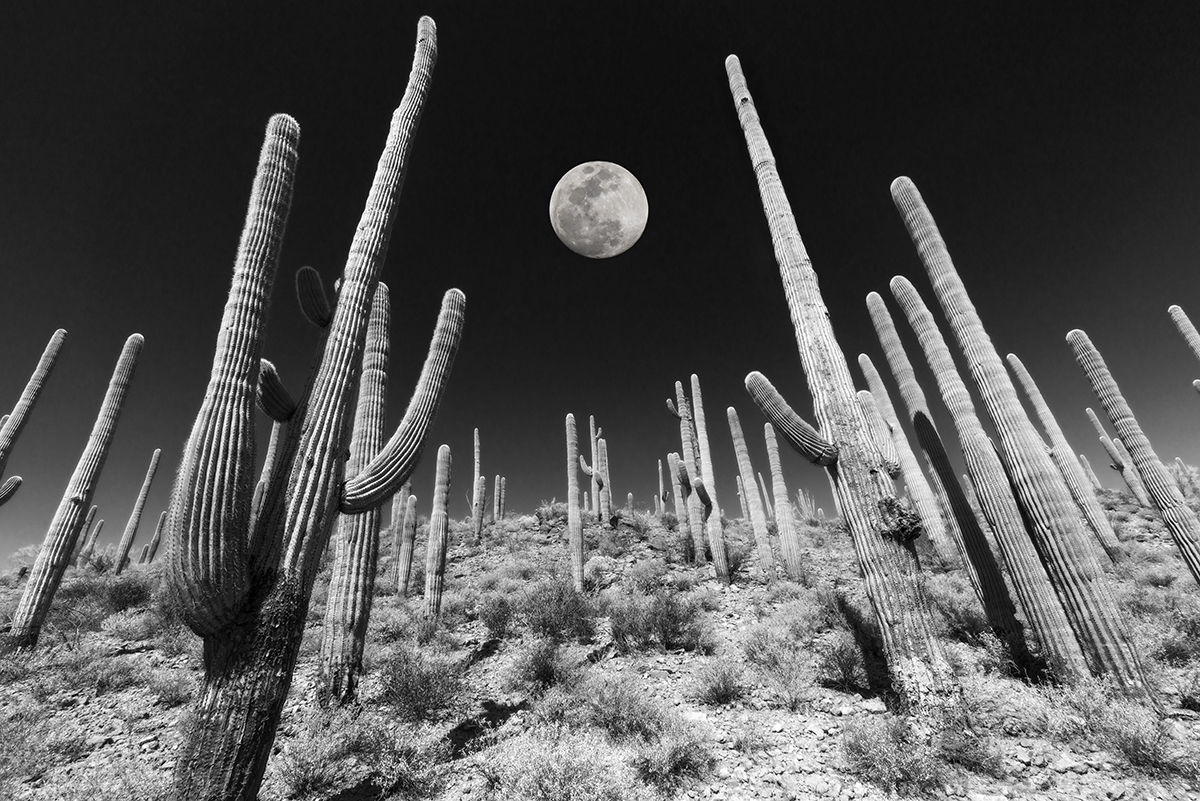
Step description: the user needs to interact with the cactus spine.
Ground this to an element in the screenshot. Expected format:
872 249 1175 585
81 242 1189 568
1007 354 1122 562
764 423 803 576
727 406 774 573
146 510 167 563
395 495 418 597
114 448 162 574
892 178 1149 697
4 335 143 651
566 414 584 591
1068 330 1200 584
1086 408 1151 505
163 23 464 799
728 57 954 715
424 444 451 619
0 328 67 505
856 349 958 565
319 283 391 704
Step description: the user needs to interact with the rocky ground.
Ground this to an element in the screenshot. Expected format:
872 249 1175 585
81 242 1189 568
2 491 1199 800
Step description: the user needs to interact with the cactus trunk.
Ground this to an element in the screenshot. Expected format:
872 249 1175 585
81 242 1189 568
472 474 486 544
566 414 584 591
764 423 803 577
114 448 162 575
4 335 143 651
1087 408 1152 506
395 495 418 598
1068 330 1200 584
1079 454 1102 490
146 511 167 563
424 444 451 619
728 406 774 573
383 481 411 587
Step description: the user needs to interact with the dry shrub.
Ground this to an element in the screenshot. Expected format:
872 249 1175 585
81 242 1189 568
816 630 869 693
507 638 583 695
478 729 635 801
691 659 744 706
518 574 594 643
372 644 463 722
605 589 710 653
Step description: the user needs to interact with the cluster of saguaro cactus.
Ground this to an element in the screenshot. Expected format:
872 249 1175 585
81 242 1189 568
0 329 67 506
1085 407 1152 506
727 56 956 719
891 177 1150 698
3 335 143 652
160 19 465 799
667 376 730 581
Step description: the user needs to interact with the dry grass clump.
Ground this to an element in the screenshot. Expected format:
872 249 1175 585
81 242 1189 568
741 621 812 711
815 630 870 694
478 591 514 638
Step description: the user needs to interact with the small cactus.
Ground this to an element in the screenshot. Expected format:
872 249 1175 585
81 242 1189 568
145 511 167 563
77 518 104 564
727 406 774 573
114 448 162 575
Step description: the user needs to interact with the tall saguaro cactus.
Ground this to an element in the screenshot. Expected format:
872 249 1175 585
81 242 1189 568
319 283 391 704
1006 353 1122 562
472 427 481 518
727 406 774 572
395 494 418 598
163 21 465 800
0 328 67 505
114 448 162 575
566 414 584 591
764 422 803 576
891 177 1149 697
668 381 730 580
1068 330 1200 584
4 335 143 651
727 57 954 716
146 511 167 563
424 444 452 619
1086 408 1151 506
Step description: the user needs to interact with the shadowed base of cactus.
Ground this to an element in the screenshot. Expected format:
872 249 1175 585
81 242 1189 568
172 575 311 801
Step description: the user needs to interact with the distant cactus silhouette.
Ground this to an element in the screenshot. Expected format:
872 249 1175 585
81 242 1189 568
146 510 167 563
1068 329 1200 585
114 448 162 575
4 334 143 651
0 328 66 506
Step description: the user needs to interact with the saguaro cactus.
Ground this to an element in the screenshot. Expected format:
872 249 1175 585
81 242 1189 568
0 328 67 506
657 459 665 518
1168 305 1200 365
319 283 392 704
493 474 501 522
472 427 481 518
471 474 487 544
1086 408 1151 506
1079 454 1102 491
71 505 98 562
588 416 600 515
424 444 452 619
889 277 1070 675
566 414 585 591
668 382 731 579
499 477 505 518
4 335 143 651
1068 329 1200 584
1007 353 1122 562
891 177 1149 696
77 518 104 563
395 494 418 598
735 475 750 519
764 422 802 576
383 481 411 586
146 511 167 563
727 406 774 572
114 448 162 575
163 21 464 800
728 57 954 716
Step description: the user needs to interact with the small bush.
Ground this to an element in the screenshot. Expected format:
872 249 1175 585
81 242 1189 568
149 670 194 708
625 560 667 594
816 630 869 693
630 719 714 792
692 659 744 706
478 730 635 801
508 638 583 695
373 645 463 721
100 609 158 641
478 592 513 638
92 656 147 695
104 572 155 612
742 624 812 711
577 675 673 743
606 590 710 653
925 572 991 645
842 715 947 795
518 575 594 643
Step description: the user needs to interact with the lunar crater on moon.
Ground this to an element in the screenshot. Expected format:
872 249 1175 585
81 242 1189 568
549 161 648 258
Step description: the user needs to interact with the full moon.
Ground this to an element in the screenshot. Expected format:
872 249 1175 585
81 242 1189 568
548 161 648 258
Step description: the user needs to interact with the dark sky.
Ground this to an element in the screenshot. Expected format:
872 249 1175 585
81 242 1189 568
3 2 1200 558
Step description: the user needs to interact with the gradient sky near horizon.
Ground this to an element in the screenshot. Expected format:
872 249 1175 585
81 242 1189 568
2 2 1199 560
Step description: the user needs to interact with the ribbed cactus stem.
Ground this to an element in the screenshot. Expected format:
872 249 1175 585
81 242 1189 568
1087 408 1151 506
146 511 167 563
295 266 332 328
744 372 837 465
499 477 505 518
668 385 710 567
856 391 900 478
1007 353 1122 562
1168 305 1200 365
471 475 486 545
857 351 958 565
383 482 410 586
728 406 774 573
597 439 612 520
657 459 665 518
690 374 720 515
424 444 451 619
765 423 802 576
114 448 162 575
566 414 584 591
493 474 501 522
728 57 954 715
667 452 690 530
756 472 774 520
319 283 391 704
1078 454 1102 490
77 518 104 563
1068 329 1200 585
4 334 143 651
471 427 481 517
892 177 1150 698
0 328 67 503
395 495 418 597
890 275 1083 679
72 505 99 562
736 475 750 519
588 416 600 516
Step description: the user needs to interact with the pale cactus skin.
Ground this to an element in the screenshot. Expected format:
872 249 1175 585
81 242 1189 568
1086 407 1152 506
727 406 774 573
424 444 452 619
0 329 67 506
114 448 162 575
566 414 585 591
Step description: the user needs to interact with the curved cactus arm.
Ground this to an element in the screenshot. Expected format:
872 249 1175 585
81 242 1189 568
0 328 67 483
856 390 900 477
691 474 712 509
579 454 594 476
744 371 837 466
164 115 298 638
1068 329 1200 583
666 398 681 419
341 288 466 513
256 359 296 422
0 476 21 506
296 266 333 328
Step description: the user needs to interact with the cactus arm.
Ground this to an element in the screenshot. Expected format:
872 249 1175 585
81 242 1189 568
4 335 143 651
0 328 67 483
665 399 681 419
1067 329 1200 583
341 289 465 513
296 266 332 328
114 448 162 574
579 455 594 476
256 360 296 422
743 372 837 465
1168 305 1200 365
165 114 299 637
727 406 774 571
0 476 21 506
856 391 900 477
